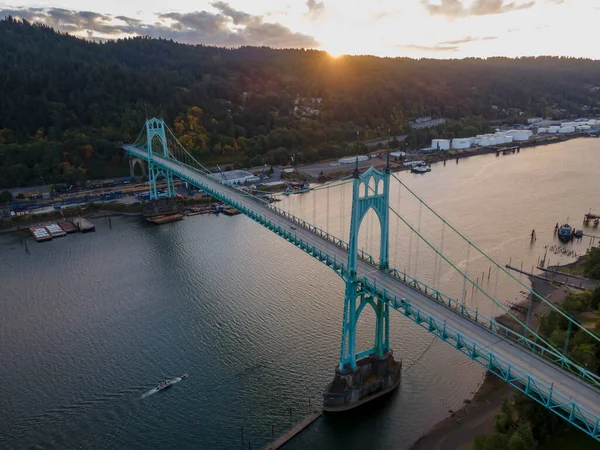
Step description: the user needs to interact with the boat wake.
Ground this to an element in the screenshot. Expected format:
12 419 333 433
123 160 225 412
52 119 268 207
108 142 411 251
141 376 185 399
140 387 160 399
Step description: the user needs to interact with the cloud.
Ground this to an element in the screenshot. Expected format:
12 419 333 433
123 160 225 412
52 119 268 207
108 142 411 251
438 35 498 44
0 3 319 48
305 0 326 19
421 0 535 18
399 35 499 53
399 44 460 52
470 0 535 15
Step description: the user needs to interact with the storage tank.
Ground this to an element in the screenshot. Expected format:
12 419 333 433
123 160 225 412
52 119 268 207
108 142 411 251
451 138 471 149
505 130 532 141
431 139 451 150
339 155 368 164
559 126 575 133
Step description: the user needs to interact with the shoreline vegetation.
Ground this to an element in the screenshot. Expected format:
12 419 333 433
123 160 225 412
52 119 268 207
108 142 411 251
411 250 600 450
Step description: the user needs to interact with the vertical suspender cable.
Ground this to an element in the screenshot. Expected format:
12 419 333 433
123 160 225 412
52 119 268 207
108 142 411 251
413 202 423 280
462 244 471 303
326 184 330 234
395 181 402 270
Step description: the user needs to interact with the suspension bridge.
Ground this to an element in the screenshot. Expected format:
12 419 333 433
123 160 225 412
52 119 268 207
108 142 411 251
124 118 600 439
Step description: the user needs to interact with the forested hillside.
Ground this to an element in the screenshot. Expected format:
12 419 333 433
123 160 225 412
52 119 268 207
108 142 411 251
1 16 600 188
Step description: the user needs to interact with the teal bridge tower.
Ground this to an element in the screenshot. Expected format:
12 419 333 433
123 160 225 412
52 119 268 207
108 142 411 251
323 158 401 411
146 118 175 200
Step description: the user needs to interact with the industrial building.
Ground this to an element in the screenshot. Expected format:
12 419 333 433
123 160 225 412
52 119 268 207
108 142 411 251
210 170 260 185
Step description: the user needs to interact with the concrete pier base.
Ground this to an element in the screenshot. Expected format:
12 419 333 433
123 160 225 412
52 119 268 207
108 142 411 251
143 197 180 217
322 351 401 412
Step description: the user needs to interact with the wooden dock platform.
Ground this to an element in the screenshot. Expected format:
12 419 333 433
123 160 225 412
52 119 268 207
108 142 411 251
72 217 95 232
146 213 184 224
30 226 52 242
505 265 600 290
45 223 67 237
263 410 322 450
59 221 78 233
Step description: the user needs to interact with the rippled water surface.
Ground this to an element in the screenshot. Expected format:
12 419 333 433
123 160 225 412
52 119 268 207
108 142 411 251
1 138 599 449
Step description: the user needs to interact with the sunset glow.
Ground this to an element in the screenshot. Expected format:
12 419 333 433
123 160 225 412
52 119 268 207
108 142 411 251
0 0 598 58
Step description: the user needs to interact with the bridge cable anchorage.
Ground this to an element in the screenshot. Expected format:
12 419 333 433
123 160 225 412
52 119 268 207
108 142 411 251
385 174 600 376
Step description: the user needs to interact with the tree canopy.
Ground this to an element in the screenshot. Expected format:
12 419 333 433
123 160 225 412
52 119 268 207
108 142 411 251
2 17 600 188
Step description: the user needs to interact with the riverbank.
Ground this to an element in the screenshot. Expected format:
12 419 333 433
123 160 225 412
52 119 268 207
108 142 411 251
410 276 570 450
294 134 591 184
411 371 511 450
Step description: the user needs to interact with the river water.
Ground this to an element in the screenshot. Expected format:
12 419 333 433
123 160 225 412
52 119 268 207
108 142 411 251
1 138 599 449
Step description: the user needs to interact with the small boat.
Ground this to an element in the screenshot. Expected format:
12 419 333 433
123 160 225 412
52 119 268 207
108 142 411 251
558 224 573 242
282 188 292 196
156 374 188 392
411 164 431 173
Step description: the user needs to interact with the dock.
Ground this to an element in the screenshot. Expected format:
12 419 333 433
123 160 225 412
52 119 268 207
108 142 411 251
72 217 95 232
29 226 52 242
584 212 600 226
263 410 322 450
45 223 67 237
59 221 78 233
222 208 241 216
146 213 184 224
505 265 600 290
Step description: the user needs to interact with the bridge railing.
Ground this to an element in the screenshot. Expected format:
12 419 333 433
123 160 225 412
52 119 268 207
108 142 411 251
383 268 600 389
357 278 600 440
124 146 600 390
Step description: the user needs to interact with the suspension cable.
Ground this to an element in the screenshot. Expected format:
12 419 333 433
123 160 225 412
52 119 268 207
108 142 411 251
391 172 600 346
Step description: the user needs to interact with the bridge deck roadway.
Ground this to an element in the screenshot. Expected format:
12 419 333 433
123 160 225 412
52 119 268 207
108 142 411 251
126 147 600 423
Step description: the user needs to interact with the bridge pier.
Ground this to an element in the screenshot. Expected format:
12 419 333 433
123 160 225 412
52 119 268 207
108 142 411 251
323 157 401 412
129 157 147 178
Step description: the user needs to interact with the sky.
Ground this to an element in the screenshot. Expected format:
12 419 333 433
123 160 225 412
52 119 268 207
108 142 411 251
0 0 599 58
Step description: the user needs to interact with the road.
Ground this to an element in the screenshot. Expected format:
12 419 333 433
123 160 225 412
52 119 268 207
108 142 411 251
124 145 600 431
